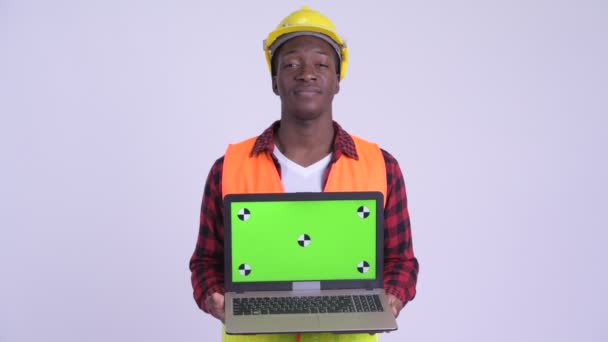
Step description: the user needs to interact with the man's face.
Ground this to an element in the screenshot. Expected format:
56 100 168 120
272 35 340 120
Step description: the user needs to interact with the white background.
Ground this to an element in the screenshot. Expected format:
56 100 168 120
1 1 607 341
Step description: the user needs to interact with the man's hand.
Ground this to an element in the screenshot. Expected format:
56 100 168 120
368 295 403 336
205 292 225 323
387 294 404 318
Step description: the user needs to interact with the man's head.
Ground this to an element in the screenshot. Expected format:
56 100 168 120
264 7 346 120
271 35 340 120
263 6 348 80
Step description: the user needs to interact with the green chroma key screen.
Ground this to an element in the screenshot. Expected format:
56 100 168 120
230 199 377 282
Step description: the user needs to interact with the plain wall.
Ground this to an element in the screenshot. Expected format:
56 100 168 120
1 0 607 341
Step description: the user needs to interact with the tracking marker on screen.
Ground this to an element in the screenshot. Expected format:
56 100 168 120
238 208 251 221
357 206 370 219
297 234 311 247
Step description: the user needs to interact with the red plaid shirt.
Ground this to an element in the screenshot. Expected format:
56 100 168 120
190 121 419 313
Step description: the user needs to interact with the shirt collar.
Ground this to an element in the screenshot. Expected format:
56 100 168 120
250 120 359 161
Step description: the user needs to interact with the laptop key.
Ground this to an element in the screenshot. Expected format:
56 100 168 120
234 295 385 315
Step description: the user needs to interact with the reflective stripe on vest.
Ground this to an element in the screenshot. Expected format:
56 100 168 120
222 135 387 206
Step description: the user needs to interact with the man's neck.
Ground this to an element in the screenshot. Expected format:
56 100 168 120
275 116 334 167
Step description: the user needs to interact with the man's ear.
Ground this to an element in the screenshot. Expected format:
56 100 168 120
334 77 340 95
272 76 279 95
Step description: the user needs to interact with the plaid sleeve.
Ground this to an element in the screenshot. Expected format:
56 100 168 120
381 150 419 305
189 157 225 313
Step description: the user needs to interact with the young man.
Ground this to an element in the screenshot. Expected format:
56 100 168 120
190 6 419 342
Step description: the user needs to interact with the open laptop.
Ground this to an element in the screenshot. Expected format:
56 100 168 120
223 191 398 335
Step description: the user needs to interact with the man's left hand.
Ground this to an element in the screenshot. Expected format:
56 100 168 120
387 294 404 318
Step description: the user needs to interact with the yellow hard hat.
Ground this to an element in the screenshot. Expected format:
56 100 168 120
263 6 348 80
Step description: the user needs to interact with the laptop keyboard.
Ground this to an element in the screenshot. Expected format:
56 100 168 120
232 295 384 315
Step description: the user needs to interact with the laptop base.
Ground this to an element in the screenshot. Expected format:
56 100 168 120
225 289 398 335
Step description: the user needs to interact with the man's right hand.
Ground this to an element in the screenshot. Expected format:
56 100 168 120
205 292 225 323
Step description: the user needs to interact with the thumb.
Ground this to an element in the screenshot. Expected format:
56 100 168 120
387 294 403 318
212 293 224 308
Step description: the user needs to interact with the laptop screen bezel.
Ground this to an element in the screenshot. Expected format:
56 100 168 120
223 191 384 292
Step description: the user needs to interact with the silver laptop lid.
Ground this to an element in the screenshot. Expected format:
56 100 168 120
223 191 384 293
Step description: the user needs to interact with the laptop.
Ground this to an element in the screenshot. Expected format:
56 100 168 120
223 191 398 335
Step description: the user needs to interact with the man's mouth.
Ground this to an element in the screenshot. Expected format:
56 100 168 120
294 87 322 95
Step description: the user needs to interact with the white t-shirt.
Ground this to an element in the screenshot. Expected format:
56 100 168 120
273 148 331 192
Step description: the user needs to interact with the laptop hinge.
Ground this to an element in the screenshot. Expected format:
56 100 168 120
293 281 321 291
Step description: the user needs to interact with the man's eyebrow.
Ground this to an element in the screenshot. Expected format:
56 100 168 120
314 49 330 56
280 49 297 56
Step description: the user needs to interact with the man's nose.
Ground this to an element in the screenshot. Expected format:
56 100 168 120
296 63 317 81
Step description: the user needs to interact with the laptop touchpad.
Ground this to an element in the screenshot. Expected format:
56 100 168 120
266 315 320 331
230 314 320 334
228 314 319 334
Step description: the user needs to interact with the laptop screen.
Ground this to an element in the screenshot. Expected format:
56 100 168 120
226 194 379 283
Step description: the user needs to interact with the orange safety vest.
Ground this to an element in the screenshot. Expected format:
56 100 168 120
221 134 386 342
222 135 387 205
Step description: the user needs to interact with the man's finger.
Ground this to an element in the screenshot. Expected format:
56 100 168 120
211 293 224 309
387 294 403 318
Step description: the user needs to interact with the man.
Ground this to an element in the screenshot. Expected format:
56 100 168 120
190 6 418 342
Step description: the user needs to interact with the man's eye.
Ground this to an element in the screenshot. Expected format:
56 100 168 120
318 64 329 68
284 63 299 69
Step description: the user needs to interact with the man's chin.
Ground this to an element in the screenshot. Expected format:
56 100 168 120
291 110 325 122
